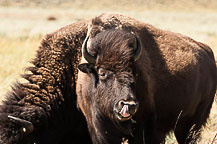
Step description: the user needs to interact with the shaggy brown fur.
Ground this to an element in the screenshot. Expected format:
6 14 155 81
77 13 217 144
0 21 92 143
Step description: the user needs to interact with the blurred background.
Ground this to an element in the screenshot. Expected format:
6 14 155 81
0 0 216 143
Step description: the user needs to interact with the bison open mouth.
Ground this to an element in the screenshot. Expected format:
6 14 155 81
115 100 139 121
119 105 131 119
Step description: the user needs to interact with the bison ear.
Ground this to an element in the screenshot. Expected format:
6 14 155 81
78 63 95 74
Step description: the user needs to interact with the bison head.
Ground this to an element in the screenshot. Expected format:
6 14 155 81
77 29 141 137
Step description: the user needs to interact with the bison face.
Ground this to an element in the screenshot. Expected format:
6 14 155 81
78 29 141 126
78 63 139 122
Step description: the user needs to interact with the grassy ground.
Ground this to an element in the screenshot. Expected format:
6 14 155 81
0 1 216 143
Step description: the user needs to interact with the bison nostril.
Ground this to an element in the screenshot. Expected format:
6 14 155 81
118 100 125 107
128 103 138 114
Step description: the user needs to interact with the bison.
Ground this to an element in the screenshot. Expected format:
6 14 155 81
76 13 217 143
0 21 92 143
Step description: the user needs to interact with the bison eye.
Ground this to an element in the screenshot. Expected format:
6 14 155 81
98 69 110 80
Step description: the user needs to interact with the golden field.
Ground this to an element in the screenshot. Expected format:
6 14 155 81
0 0 216 143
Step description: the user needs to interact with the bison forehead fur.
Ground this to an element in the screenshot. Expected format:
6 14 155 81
76 13 217 144
90 29 137 72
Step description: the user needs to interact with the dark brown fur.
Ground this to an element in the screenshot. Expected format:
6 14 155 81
77 13 217 144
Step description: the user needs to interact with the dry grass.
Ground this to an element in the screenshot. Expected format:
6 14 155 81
0 37 39 100
0 1 217 143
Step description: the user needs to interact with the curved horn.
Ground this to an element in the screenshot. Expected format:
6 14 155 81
82 36 96 64
8 115 34 134
134 36 142 61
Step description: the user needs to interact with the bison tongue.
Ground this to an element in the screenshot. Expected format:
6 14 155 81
120 105 130 118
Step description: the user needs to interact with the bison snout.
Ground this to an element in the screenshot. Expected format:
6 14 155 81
114 100 139 121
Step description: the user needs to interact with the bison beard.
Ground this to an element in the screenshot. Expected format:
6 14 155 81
77 14 217 144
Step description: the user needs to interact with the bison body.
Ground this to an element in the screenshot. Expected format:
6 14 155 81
0 21 92 143
76 13 217 144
